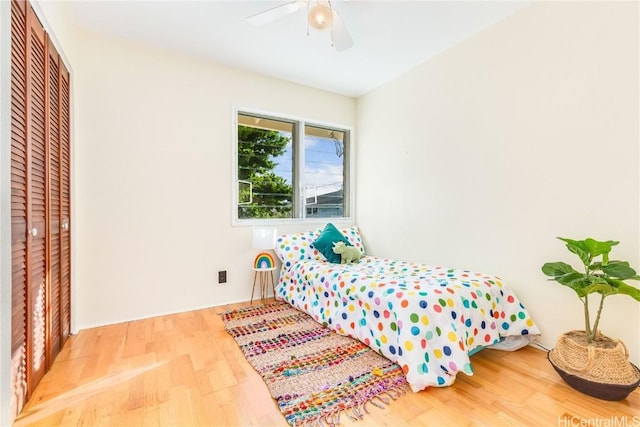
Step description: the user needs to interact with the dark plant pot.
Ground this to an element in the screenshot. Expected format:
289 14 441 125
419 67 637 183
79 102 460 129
548 352 640 401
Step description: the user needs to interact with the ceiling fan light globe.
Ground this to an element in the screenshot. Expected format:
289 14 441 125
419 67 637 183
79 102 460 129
308 4 333 30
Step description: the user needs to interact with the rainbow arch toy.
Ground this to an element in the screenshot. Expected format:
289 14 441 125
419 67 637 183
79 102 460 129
254 252 275 269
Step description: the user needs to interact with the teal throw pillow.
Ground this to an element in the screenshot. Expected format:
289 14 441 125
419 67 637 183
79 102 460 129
312 223 352 263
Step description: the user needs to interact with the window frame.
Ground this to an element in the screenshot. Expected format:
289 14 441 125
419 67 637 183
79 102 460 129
232 107 355 226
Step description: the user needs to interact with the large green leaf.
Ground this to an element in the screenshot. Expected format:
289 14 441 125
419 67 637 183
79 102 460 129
557 237 584 248
569 278 600 297
541 262 579 277
558 238 591 266
582 282 617 296
601 261 637 280
553 272 586 287
584 238 619 257
549 273 593 297
602 278 640 301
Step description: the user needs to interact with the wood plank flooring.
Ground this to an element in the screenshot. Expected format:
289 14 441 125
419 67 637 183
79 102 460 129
15 299 639 426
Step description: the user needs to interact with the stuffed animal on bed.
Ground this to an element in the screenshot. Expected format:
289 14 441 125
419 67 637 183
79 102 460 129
332 241 362 264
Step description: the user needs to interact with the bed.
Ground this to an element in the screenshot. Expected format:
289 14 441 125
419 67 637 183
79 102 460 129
274 224 541 392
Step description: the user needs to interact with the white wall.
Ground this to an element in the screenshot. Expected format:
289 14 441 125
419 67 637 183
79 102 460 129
35 4 356 330
357 1 639 365
72 33 356 329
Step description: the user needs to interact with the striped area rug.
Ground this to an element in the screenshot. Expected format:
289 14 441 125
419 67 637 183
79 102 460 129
221 301 409 426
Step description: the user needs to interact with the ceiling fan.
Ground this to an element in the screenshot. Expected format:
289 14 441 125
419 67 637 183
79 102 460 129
246 0 354 51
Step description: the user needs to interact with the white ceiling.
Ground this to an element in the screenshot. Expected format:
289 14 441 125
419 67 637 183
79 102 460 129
64 0 530 97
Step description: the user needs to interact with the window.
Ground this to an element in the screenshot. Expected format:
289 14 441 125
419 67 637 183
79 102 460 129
235 110 352 223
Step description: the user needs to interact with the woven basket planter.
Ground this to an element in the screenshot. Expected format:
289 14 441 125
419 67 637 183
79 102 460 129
548 330 640 400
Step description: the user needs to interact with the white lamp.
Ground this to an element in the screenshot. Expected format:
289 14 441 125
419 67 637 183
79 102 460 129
252 227 277 270
252 227 276 250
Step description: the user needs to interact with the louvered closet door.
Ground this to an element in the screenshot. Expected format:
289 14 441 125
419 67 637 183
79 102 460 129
59 61 71 341
11 0 72 417
46 37 71 356
47 37 61 360
10 1 49 413
26 3 49 394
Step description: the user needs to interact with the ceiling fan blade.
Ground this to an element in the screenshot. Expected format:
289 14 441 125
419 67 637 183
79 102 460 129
246 0 305 27
331 10 353 51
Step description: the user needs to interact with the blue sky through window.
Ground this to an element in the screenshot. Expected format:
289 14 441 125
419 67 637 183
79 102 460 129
272 134 344 197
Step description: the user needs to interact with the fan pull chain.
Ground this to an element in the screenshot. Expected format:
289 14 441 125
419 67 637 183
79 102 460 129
306 0 310 36
329 1 334 47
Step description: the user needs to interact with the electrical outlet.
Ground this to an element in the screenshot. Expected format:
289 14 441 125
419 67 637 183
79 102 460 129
218 270 227 284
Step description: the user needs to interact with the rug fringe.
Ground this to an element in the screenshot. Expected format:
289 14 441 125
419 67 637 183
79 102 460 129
293 388 410 427
344 407 358 422
289 381 411 426
368 398 384 409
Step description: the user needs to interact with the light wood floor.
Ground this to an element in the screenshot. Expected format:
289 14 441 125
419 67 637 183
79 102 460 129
15 299 639 426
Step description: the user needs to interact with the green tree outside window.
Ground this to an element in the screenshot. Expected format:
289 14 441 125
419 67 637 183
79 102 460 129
237 126 293 219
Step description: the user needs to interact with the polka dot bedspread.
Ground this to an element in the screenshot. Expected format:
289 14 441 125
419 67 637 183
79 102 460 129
274 228 540 392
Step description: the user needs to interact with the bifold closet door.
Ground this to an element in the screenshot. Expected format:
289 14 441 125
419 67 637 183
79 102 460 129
10 0 71 417
12 2 47 402
25 0 48 396
59 63 71 343
47 36 61 359
46 36 71 360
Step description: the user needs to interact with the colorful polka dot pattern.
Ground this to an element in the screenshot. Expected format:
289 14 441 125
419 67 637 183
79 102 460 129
275 226 366 268
276 256 540 392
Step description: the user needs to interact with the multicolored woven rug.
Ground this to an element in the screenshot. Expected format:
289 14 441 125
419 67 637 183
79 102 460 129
221 301 409 426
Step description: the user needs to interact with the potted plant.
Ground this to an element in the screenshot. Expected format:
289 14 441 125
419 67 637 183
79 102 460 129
541 237 640 400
